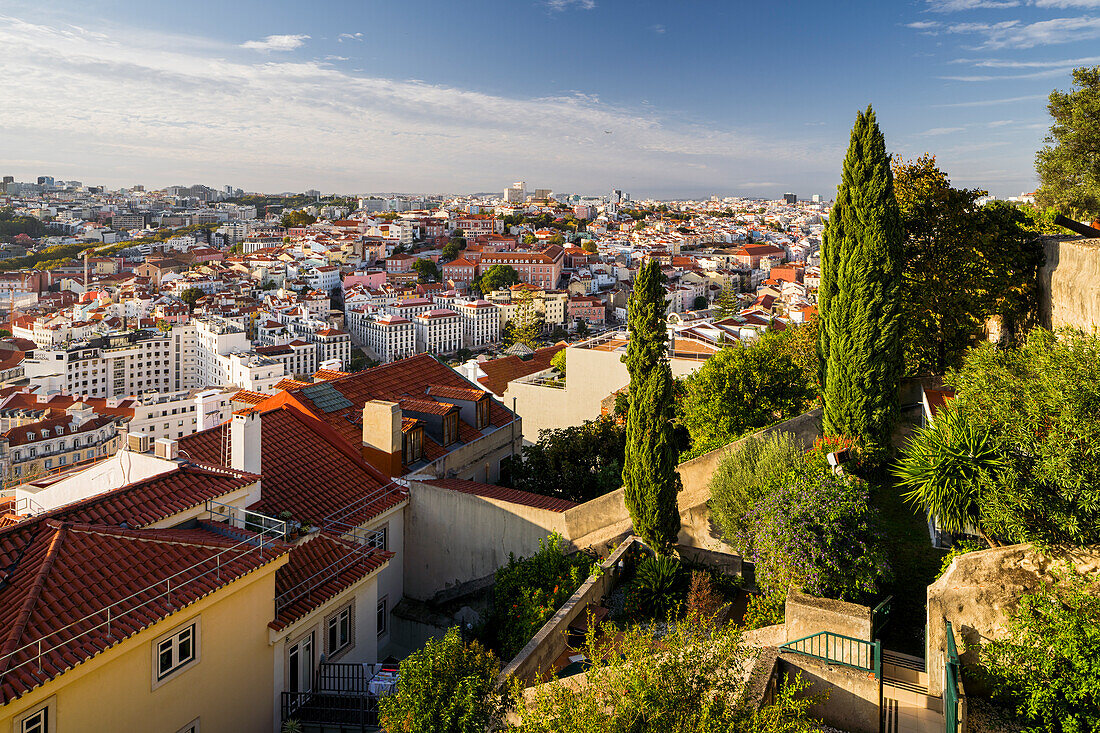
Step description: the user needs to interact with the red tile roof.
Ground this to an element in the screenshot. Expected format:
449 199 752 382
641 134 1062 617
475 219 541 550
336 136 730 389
0 520 287 705
271 533 392 631
179 407 405 527
476 343 567 396
425 385 487 402
419 478 577 513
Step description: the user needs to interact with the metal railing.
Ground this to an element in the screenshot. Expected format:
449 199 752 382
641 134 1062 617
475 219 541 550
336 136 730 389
274 539 383 615
780 631 882 679
321 482 406 531
0 505 287 688
945 621 961 733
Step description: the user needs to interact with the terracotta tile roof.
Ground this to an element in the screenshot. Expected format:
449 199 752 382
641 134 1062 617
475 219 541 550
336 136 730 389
271 533 392 631
312 369 350 382
425 385 487 402
3 415 117 447
419 478 577 513
178 407 405 527
231 389 269 405
398 398 456 417
275 378 309 391
0 519 288 705
278 354 513 454
476 343 567 396
44 463 260 528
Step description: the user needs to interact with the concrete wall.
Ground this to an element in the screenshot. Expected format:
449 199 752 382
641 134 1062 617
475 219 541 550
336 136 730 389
499 537 635 685
784 589 872 645
403 480 569 601
428 419 521 484
778 656 881 733
563 408 824 551
505 342 705 440
1039 236 1100 331
925 542 1100 696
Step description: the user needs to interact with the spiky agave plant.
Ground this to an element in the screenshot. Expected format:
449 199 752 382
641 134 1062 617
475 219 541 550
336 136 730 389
894 403 1007 547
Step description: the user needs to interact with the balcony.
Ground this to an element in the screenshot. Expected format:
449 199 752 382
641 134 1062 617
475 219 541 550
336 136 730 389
281 662 398 733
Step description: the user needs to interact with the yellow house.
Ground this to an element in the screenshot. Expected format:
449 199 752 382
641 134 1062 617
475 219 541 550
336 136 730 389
0 519 290 733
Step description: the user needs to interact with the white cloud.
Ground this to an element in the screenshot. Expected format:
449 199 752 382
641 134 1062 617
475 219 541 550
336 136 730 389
545 0 596 11
919 126 968 135
925 0 1021 11
0 14 836 195
951 54 1100 66
933 93 1048 106
906 21 941 29
939 66 1075 80
240 34 309 52
947 15 1100 48
338 32 364 42
651 24 666 34
1033 0 1100 7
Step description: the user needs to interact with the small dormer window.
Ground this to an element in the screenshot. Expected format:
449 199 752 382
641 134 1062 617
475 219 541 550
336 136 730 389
476 398 490 429
26 432 34 441
443 413 458 446
55 426 64 436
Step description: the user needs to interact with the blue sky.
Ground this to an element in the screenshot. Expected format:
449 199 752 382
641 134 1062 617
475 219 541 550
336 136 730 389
1 0 1097 198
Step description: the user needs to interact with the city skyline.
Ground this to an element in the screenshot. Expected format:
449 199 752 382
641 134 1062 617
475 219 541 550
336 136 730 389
3 0 1098 198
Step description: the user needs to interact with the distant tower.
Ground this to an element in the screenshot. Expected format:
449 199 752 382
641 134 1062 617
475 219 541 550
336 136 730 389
782 193 798 205
84 250 90 293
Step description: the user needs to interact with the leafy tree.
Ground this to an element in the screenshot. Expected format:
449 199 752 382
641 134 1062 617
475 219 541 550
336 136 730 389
510 613 822 733
622 260 681 552
0 329 11 339
378 627 502 733
502 417 626 503
280 210 317 228
680 336 814 457
981 569 1100 732
929 329 1100 546
412 257 440 283
522 234 538 245
180 287 204 311
0 208 46 239
441 242 461 261
548 233 565 245
1035 66 1100 220
509 287 543 349
549 326 568 341
575 319 589 337
716 287 738 318
735 449 891 602
581 240 598 254
893 155 1044 375
550 349 566 376
819 105 904 452
691 295 708 311
478 264 520 294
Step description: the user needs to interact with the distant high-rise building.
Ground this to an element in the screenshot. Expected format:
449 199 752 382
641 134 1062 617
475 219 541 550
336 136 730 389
782 192 798 205
611 188 622 204
131 184 145 193
37 176 55 187
504 181 526 204
305 189 321 199
811 194 822 203
1 176 12 193
533 188 552 200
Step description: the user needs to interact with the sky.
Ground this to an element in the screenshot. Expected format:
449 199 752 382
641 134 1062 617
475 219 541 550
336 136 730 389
1 0 1097 199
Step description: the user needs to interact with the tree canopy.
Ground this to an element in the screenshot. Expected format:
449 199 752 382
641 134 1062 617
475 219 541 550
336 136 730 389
502 417 626 503
412 257 440 283
280 210 317 228
478 264 520 294
1035 66 1100 220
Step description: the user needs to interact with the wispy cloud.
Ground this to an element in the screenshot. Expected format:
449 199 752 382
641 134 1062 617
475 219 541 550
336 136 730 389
545 0 596 11
933 93 1048 106
1033 0 1100 7
338 32 363 42
939 66 1075 80
919 126 968 135
240 34 309 52
925 0 1021 11
951 54 1100 66
906 21 941 29
651 24 666 34
946 15 1100 49
0 14 836 194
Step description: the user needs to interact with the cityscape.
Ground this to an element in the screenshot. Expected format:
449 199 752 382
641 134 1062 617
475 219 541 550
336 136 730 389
1 2 1099 733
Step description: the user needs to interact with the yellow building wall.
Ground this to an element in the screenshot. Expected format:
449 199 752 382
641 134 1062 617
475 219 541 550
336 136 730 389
0 557 286 733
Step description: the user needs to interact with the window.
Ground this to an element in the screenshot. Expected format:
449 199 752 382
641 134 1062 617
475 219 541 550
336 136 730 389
476 397 490 429
443 413 458 446
365 525 388 552
288 633 314 694
377 597 388 637
155 621 198 683
327 605 353 656
403 428 422 465
17 701 52 733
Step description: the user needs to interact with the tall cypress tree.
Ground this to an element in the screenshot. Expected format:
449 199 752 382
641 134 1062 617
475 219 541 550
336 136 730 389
622 260 681 552
819 106 904 452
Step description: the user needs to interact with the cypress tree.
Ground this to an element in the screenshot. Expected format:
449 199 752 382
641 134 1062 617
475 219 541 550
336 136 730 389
819 105 905 452
622 260 681 552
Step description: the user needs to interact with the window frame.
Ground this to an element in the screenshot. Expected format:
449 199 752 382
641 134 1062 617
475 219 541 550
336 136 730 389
14 697 56 733
377 596 388 638
325 604 354 658
152 618 200 688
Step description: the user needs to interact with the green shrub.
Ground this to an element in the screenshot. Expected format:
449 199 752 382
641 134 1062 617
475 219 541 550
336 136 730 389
709 432 806 542
628 555 686 617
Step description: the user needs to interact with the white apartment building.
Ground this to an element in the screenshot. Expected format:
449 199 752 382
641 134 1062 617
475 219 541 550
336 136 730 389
354 312 416 363
456 300 500 348
193 317 252 388
304 265 340 293
385 297 435 321
23 330 182 399
414 309 461 355
256 340 317 378
225 352 285 393
127 389 233 441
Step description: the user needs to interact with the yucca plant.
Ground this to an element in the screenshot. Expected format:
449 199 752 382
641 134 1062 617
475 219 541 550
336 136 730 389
894 403 1007 547
632 555 686 616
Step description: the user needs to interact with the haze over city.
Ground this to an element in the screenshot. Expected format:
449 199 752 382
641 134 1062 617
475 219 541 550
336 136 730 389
3 0 1096 197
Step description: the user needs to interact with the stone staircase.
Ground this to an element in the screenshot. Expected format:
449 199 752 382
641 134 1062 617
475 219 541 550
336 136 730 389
882 650 944 733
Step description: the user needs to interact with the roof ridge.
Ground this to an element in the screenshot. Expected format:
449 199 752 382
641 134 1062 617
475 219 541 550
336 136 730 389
0 522 67 676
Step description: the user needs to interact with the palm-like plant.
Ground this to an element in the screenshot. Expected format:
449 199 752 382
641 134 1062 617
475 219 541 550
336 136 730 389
894 403 1007 547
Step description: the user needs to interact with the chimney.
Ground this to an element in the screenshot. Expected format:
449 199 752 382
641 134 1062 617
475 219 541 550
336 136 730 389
361 400 403 477
230 410 262 475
